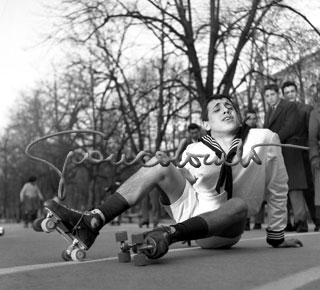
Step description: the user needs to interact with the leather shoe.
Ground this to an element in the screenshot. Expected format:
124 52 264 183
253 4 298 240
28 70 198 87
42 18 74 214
253 223 261 230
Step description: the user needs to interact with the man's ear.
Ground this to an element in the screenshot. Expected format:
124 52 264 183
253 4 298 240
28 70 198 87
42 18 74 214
203 121 210 131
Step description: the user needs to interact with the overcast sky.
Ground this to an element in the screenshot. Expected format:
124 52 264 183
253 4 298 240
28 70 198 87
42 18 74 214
0 0 55 131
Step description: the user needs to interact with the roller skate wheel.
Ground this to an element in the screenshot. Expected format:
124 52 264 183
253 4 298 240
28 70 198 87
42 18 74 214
41 218 56 233
131 233 144 244
61 250 72 261
133 253 147 266
70 248 86 261
118 251 131 263
115 231 128 242
32 219 43 232
0 227 4 236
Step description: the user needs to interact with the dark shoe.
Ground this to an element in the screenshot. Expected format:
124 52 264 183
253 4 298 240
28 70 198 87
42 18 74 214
285 223 295 232
245 218 250 231
253 223 262 230
314 220 320 232
296 221 308 233
142 226 173 259
139 220 150 228
34 199 103 250
111 217 121 226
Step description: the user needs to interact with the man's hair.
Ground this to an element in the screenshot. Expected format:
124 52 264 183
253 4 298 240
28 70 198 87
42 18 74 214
201 94 240 121
245 109 257 116
309 83 320 103
187 123 200 131
263 83 279 94
28 176 37 183
281 81 297 94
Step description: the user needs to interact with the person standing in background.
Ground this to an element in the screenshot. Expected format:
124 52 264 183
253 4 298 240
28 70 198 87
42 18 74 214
20 176 44 228
244 109 266 230
139 186 161 228
263 83 308 233
282 81 320 231
245 109 258 128
308 83 320 224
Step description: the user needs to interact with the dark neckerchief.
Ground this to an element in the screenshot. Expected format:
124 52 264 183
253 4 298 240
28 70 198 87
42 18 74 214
200 124 251 199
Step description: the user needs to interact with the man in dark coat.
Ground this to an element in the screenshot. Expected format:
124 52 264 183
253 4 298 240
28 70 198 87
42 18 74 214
282 81 320 231
263 83 308 232
309 84 320 222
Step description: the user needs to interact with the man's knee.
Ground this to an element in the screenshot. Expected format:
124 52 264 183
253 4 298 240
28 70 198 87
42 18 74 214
229 197 248 220
145 157 174 180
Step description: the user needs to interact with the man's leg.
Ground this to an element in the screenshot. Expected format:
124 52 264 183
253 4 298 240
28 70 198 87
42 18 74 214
139 194 150 227
95 159 186 223
303 188 319 230
197 197 248 239
302 151 319 230
24 211 29 228
150 187 161 227
143 197 248 259
289 190 308 232
35 159 187 249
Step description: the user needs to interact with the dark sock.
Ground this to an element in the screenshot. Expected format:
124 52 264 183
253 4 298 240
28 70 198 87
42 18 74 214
96 192 130 224
170 216 209 243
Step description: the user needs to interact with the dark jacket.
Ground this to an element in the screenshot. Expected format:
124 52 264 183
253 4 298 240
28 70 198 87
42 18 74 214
264 98 307 190
309 107 320 161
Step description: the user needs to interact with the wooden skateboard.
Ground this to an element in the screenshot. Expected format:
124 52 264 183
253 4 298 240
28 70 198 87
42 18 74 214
115 231 157 266
37 208 87 262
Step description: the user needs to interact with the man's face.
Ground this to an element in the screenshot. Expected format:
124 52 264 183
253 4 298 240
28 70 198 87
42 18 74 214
283 85 297 102
245 113 257 128
309 85 320 105
189 128 200 141
264 89 280 107
204 98 240 135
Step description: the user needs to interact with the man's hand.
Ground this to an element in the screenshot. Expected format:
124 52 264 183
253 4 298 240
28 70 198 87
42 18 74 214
278 238 303 248
311 156 320 170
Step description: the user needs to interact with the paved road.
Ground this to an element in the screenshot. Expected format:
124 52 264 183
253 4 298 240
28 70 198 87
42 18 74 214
0 222 320 290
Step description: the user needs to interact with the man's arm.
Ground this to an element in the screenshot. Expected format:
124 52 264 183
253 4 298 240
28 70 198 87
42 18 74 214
276 102 298 143
265 133 302 248
36 186 44 201
309 110 320 169
19 184 27 202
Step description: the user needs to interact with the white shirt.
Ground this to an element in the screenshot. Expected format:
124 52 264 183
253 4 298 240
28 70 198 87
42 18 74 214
181 128 288 232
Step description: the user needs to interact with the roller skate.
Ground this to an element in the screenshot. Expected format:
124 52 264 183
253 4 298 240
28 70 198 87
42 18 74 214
32 199 103 261
142 226 173 259
116 226 174 266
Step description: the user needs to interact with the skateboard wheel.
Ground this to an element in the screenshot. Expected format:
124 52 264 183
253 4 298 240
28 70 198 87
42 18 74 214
70 248 86 261
115 231 128 242
62 250 72 261
133 253 147 266
41 218 56 233
0 227 4 236
118 251 131 263
131 233 144 244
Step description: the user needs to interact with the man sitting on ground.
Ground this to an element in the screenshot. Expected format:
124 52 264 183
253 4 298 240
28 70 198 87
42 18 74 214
34 94 302 259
